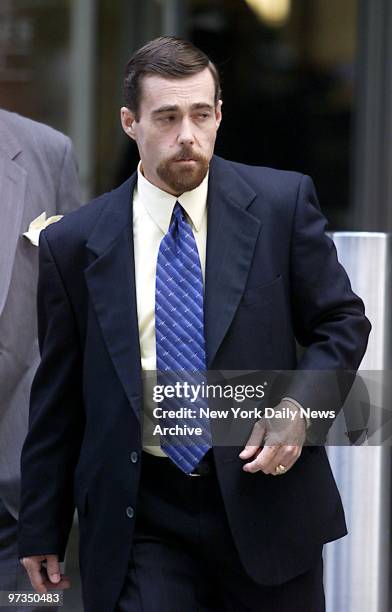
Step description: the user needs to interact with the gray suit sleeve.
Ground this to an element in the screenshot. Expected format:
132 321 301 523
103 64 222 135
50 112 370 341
55 136 81 214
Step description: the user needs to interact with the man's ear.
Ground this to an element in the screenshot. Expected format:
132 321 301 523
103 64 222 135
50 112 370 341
120 107 137 140
215 99 223 129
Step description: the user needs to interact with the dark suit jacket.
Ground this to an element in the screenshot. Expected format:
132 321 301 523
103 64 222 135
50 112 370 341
18 155 371 612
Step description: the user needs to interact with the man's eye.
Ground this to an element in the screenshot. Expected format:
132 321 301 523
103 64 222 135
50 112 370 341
159 115 176 123
198 112 210 119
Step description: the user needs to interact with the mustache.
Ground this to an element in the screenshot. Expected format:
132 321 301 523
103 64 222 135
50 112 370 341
170 147 203 162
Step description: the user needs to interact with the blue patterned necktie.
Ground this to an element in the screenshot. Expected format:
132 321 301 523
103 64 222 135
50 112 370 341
155 201 212 474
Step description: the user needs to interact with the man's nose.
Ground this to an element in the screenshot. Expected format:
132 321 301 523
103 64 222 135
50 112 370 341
178 117 194 145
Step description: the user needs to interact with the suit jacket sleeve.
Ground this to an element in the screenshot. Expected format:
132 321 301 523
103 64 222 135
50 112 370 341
283 175 371 440
56 136 81 215
18 230 84 560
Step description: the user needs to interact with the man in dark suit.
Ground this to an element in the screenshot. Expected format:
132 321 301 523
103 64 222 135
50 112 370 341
18 37 370 612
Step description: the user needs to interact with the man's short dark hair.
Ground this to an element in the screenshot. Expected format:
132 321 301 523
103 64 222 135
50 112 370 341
123 36 221 120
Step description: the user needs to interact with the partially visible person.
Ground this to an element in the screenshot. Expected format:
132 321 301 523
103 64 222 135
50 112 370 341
0 109 81 611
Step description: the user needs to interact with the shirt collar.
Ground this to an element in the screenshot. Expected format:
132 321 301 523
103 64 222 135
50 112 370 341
136 161 208 234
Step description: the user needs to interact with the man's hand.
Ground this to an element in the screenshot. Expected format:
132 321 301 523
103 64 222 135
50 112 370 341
239 399 306 475
20 554 71 593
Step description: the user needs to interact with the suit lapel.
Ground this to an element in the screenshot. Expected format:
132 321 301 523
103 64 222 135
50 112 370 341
205 157 262 366
85 175 143 419
0 127 26 317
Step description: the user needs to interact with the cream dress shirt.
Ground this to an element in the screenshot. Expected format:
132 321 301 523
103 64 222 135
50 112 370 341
133 163 208 457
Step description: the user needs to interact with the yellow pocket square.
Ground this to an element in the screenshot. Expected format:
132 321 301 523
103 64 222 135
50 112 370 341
23 212 63 246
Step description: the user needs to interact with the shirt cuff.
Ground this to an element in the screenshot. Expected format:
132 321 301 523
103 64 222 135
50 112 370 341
281 396 311 429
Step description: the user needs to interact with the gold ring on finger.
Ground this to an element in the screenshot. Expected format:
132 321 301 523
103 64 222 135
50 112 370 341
275 464 287 476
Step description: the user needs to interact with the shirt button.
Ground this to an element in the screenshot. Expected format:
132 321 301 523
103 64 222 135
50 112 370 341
126 506 134 519
130 451 139 463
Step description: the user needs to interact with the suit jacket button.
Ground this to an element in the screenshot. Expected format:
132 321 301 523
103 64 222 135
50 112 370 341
130 451 139 463
126 506 134 519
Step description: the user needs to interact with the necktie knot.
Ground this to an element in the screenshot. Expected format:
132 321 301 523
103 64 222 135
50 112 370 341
172 201 185 224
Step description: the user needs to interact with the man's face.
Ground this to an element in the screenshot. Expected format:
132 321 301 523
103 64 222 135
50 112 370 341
121 68 222 195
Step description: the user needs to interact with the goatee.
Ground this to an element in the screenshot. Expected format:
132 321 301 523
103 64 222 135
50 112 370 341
157 147 209 195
